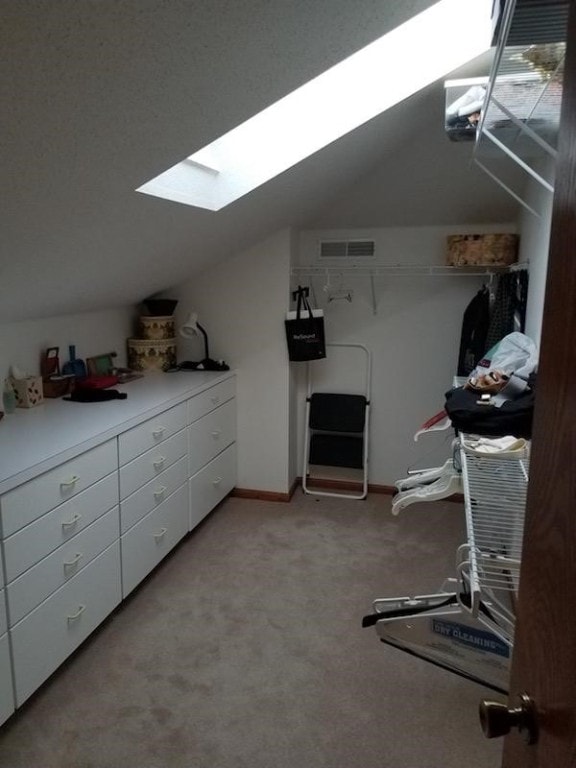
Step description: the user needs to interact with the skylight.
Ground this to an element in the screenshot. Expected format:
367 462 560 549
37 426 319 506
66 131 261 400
137 0 493 211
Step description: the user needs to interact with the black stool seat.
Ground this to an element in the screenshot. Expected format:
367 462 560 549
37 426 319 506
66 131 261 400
308 393 367 433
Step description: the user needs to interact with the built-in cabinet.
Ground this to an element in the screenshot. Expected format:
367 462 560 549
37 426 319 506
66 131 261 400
0 549 14 726
0 371 236 723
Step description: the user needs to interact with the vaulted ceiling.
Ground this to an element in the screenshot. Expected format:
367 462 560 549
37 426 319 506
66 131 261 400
2 1 519 322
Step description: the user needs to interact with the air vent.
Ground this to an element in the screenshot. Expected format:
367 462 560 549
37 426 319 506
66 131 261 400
319 239 376 259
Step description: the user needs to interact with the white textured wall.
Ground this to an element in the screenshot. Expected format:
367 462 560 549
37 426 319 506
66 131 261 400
293 272 485 485
170 230 293 494
297 223 518 269
518 160 555 348
0 308 136 384
288 230 301 489
1 208 552 493
295 224 519 486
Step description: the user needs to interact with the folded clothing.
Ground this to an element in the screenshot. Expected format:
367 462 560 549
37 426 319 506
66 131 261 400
463 435 527 456
446 85 486 118
76 374 119 389
64 389 127 402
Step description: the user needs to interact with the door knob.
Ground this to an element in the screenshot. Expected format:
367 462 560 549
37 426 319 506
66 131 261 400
479 694 538 744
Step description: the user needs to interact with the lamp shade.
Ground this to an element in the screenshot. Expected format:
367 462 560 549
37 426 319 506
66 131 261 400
180 312 200 338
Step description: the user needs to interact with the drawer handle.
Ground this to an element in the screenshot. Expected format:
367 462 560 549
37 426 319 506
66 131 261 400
153 527 167 541
63 552 83 571
211 430 222 439
153 456 166 470
212 476 222 487
60 475 80 489
153 485 167 499
67 604 86 622
152 426 165 438
211 396 220 405
62 513 82 530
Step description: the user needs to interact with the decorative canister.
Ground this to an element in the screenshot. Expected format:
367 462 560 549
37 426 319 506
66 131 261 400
127 338 177 372
138 315 176 340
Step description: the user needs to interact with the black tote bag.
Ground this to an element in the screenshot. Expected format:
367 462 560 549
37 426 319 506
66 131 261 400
285 287 326 362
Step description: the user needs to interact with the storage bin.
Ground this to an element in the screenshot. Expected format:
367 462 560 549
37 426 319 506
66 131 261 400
444 77 488 142
138 315 175 340
10 377 44 408
127 339 177 372
447 234 519 266
42 377 75 398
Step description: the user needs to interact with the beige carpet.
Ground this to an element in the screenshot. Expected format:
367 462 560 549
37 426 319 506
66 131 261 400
0 492 502 767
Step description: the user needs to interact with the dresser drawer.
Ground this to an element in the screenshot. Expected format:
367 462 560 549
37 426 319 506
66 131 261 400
1 440 117 537
11 541 121 707
3 473 119 583
189 443 236 530
120 455 187 534
119 428 187 500
0 590 6 636
6 507 119 627
118 402 187 466
189 399 236 477
0 634 14 727
121 483 188 597
187 377 235 425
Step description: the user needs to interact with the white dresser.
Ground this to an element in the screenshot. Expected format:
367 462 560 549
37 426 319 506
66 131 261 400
0 549 14 727
0 371 236 715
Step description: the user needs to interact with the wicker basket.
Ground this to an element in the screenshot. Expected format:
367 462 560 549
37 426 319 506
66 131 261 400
447 234 519 266
127 338 177 372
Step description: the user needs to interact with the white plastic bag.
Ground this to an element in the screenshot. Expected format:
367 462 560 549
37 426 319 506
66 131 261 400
470 332 538 404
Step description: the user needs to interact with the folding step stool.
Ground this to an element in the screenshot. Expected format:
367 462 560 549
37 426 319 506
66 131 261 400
302 343 371 500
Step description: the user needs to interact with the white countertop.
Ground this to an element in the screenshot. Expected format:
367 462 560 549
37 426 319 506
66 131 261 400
0 370 235 495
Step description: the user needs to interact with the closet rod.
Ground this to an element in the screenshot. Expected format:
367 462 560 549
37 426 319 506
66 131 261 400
291 265 519 278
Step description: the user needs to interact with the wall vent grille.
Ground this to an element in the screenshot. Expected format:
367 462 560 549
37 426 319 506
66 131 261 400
319 239 376 259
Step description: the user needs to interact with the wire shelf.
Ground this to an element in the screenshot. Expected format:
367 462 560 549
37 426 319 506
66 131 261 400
291 264 511 278
457 439 530 644
473 0 568 215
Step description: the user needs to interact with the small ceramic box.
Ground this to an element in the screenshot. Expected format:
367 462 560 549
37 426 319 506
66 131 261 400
11 376 44 408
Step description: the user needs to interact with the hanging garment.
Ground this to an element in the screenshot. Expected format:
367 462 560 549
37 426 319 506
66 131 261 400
457 286 491 376
484 271 529 351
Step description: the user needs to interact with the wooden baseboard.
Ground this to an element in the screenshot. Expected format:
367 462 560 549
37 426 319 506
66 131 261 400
232 472 396 500
301 478 464 503
230 483 464 504
301 477 396 494
230 487 293 502
368 483 396 495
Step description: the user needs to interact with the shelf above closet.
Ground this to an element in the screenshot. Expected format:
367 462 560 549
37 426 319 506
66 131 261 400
291 263 525 315
291 264 513 278
473 0 568 216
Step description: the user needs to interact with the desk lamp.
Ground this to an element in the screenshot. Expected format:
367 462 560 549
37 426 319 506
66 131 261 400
179 313 229 371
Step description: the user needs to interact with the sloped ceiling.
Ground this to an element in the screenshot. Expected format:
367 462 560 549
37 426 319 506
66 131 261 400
2 0 518 323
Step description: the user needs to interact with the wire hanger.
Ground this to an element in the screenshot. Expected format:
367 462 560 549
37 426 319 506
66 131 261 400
487 272 496 304
323 272 353 303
